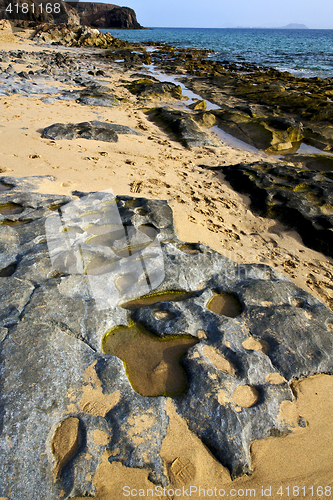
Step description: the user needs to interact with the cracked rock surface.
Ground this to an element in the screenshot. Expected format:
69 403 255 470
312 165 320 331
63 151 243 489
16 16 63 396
0 176 333 498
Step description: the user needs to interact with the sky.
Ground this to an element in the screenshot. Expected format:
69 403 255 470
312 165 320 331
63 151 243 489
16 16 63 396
93 0 333 29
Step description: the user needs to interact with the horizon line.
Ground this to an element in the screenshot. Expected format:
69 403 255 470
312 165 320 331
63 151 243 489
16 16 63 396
107 26 333 30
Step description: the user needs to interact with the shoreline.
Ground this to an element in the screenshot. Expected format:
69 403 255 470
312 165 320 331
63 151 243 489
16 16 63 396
0 24 333 499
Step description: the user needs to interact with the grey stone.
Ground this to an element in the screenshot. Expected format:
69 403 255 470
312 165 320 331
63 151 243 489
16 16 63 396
0 176 332 498
42 121 142 142
42 122 119 143
90 120 142 136
77 94 119 107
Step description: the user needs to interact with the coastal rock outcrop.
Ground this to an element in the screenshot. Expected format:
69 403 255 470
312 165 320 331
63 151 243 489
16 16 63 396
74 3 143 29
33 23 119 47
220 161 333 258
212 108 304 152
143 44 333 154
0 176 333 497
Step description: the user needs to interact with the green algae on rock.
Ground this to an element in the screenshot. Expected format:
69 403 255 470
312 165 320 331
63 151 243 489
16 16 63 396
102 320 198 397
0 203 24 216
121 290 196 310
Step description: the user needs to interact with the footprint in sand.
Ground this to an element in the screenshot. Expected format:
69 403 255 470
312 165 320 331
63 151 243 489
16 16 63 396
169 457 196 486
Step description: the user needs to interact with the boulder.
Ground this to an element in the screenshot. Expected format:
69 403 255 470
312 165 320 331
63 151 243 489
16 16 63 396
42 121 142 142
149 107 219 148
0 176 333 497
42 121 119 142
33 24 117 48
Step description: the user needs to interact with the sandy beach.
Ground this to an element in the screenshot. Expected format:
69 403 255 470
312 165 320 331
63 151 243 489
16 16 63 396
0 24 333 499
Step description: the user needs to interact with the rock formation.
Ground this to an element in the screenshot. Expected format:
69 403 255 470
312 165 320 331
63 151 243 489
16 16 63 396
71 2 143 29
0 0 144 28
0 175 332 497
220 161 333 258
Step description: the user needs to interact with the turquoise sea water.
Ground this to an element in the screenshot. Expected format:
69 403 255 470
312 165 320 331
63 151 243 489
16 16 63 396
102 27 333 79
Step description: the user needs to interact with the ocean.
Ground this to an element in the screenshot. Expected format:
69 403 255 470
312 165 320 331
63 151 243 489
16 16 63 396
101 27 333 79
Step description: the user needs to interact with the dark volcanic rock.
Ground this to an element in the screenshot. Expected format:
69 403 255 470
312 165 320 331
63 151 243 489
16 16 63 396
221 161 333 257
0 176 333 497
42 121 142 141
149 107 219 148
151 50 333 154
212 108 304 152
42 121 114 142
127 78 183 100
284 153 333 173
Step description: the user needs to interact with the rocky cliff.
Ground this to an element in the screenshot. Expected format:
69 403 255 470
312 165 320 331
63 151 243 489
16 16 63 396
0 0 144 29
70 2 143 29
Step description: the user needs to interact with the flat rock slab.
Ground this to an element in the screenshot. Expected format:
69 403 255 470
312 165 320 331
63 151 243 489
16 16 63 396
220 161 333 258
284 153 333 173
127 79 183 100
42 121 142 142
0 176 332 498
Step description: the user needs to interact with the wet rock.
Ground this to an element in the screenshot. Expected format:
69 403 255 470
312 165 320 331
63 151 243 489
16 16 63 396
283 153 333 173
188 99 207 110
0 176 332 497
212 108 304 152
221 161 333 257
149 107 219 148
158 54 333 153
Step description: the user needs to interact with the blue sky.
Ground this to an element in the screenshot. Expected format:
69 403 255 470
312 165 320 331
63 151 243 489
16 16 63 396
93 0 333 29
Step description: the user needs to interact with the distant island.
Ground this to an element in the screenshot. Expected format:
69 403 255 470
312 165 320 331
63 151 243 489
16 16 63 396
278 23 309 29
233 23 309 29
